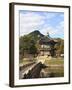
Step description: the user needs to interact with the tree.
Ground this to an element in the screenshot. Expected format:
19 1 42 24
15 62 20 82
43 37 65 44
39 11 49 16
55 38 64 56
19 35 38 58
29 40 38 57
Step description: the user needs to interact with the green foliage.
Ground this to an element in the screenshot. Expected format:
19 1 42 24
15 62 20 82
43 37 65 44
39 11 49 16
55 38 64 55
29 43 37 55
19 31 41 58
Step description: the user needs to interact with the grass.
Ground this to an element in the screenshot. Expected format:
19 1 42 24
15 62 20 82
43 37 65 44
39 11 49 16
19 58 36 66
43 57 64 77
44 58 64 65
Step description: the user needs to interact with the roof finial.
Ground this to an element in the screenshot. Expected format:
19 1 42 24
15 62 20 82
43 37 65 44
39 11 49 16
47 32 50 38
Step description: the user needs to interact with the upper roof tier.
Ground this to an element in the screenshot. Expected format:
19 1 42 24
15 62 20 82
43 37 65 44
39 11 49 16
39 36 57 45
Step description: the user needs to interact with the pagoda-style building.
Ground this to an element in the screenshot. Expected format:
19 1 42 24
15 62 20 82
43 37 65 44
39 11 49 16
39 33 57 57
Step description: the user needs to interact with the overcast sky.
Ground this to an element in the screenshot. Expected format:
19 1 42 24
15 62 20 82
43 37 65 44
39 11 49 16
19 10 64 38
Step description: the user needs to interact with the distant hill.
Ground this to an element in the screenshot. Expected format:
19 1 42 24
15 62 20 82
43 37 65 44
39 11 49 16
19 30 64 47
29 30 44 37
27 30 44 42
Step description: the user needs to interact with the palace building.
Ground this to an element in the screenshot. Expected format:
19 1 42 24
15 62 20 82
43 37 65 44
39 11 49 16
39 33 57 57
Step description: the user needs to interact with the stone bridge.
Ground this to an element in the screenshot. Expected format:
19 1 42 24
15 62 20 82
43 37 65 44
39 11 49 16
19 62 47 79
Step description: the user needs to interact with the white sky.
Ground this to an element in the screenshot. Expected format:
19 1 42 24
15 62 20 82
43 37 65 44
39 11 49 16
19 10 64 38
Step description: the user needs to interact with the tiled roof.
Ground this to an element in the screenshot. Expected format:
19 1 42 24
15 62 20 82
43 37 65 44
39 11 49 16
39 37 57 45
